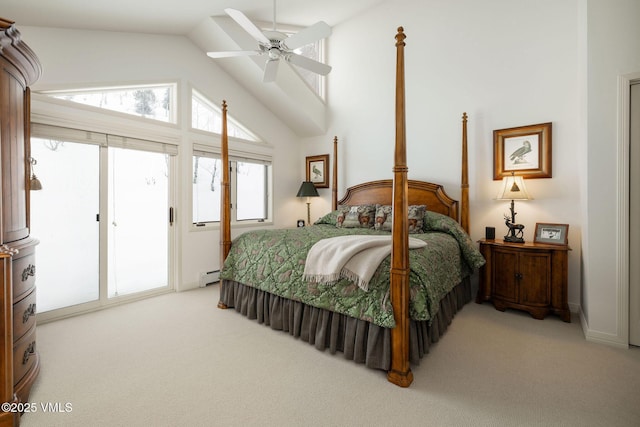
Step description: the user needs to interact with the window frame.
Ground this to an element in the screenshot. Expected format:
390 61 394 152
191 142 273 230
40 82 178 124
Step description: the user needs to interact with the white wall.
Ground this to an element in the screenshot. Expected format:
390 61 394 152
20 26 303 291
305 0 583 309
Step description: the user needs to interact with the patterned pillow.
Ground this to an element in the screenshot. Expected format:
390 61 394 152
374 205 393 232
374 204 427 234
408 205 426 233
336 204 376 228
314 210 339 226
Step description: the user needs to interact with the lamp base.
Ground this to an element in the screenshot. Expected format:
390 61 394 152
503 235 525 243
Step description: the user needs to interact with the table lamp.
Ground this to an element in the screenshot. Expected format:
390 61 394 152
497 172 532 243
296 181 319 226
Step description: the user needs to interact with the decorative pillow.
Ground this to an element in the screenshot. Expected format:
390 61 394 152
314 210 340 226
374 204 426 234
374 205 393 232
336 204 376 228
407 204 426 233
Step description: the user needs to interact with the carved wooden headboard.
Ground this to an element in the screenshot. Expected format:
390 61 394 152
337 179 459 222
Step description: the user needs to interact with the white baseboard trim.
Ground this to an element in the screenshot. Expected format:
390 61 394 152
579 308 629 349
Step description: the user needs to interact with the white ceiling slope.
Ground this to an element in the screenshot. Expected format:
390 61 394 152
2 0 386 136
1 0 384 35
190 16 327 136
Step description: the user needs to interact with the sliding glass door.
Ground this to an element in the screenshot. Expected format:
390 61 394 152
30 133 174 319
30 138 100 312
107 147 169 297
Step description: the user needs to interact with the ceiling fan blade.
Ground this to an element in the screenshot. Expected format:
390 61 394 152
263 59 280 83
207 50 259 58
286 53 332 76
224 8 271 45
283 21 331 50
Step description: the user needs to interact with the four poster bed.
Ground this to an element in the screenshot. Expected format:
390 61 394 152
216 27 485 387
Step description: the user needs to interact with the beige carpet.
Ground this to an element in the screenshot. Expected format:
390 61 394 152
20 285 640 427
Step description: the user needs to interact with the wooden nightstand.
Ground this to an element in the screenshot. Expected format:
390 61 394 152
476 238 571 322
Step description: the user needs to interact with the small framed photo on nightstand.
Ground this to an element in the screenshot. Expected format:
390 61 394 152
534 223 569 245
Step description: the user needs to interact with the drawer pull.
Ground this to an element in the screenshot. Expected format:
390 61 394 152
22 264 36 282
22 303 36 323
22 341 36 365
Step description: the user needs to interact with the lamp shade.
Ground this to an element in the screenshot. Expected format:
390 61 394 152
497 175 532 201
296 181 319 198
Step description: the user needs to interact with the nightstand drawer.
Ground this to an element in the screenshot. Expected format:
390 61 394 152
13 288 37 341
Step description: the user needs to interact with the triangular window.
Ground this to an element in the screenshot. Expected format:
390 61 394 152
191 89 259 141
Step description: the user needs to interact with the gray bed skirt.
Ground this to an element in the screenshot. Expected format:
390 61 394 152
219 277 472 371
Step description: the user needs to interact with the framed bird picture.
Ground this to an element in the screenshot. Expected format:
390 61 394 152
493 122 552 179
306 154 329 188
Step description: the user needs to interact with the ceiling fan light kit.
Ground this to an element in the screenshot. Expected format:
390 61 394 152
207 4 332 83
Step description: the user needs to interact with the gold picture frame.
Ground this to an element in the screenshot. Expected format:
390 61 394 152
494 122 552 180
306 154 329 188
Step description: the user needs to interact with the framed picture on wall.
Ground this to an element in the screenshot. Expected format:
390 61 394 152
306 154 329 188
493 122 552 180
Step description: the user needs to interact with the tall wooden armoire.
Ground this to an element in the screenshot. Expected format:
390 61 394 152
0 18 42 427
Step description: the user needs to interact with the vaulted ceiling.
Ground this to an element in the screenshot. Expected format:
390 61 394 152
3 0 385 136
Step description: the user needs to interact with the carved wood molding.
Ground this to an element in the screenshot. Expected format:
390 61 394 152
0 18 42 85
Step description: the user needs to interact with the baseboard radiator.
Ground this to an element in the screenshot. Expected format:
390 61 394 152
199 270 220 287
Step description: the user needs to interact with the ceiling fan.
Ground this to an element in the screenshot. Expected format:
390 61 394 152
207 3 332 83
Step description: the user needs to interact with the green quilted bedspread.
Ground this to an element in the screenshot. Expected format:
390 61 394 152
220 211 486 328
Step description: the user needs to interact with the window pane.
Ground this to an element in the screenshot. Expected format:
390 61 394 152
49 84 174 123
236 161 267 221
191 91 259 141
108 147 169 297
30 138 100 312
192 97 222 133
193 156 221 223
292 40 323 96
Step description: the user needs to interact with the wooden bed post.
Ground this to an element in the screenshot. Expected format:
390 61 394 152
218 100 231 310
460 113 470 234
332 136 338 211
387 27 413 388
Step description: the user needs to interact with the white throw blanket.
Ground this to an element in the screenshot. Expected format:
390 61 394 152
302 235 427 291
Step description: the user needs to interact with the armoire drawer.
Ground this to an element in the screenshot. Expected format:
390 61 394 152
13 325 37 385
12 249 36 301
13 289 36 342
